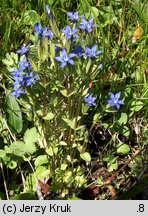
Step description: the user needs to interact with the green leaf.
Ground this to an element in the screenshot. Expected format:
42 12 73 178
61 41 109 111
61 163 68 170
10 140 36 157
130 101 144 112
35 155 48 167
118 113 128 125
43 112 54 120
10 141 26 157
80 152 91 162
62 118 75 129
60 89 67 97
108 162 118 172
28 56 38 71
5 94 23 133
0 150 6 159
91 6 99 16
86 58 92 74
46 146 53 156
23 10 40 25
8 160 17 169
23 127 39 145
36 166 50 179
116 143 130 155
59 141 67 146
37 37 48 62
2 59 13 66
122 126 130 136
93 113 101 124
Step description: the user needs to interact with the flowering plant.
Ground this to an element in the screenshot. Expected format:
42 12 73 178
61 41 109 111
2 5 126 199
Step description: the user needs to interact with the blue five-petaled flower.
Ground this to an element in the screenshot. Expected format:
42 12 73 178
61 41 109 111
85 45 103 58
67 11 79 21
84 94 97 107
16 44 31 55
79 18 98 33
107 92 124 110
25 72 39 86
61 25 78 40
55 49 76 68
11 86 25 98
34 23 54 39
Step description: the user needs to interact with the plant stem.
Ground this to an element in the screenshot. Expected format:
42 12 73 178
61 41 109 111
0 160 9 200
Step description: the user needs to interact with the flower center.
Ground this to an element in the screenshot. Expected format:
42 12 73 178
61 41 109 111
63 56 68 61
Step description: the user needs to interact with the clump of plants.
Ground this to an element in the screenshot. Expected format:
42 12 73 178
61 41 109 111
0 2 147 200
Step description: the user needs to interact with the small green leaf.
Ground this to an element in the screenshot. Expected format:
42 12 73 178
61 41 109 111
0 150 6 159
43 112 54 120
59 141 67 146
62 118 75 129
24 127 39 145
5 94 23 133
37 37 48 62
122 126 130 136
108 162 118 172
61 163 68 170
46 146 53 156
28 56 38 71
97 178 104 185
118 113 128 125
36 166 50 179
35 155 48 167
80 152 91 162
10 140 37 157
93 113 101 124
116 142 130 155
8 160 17 169
10 141 25 157
2 59 13 66
130 101 144 112
60 89 67 97
23 10 40 25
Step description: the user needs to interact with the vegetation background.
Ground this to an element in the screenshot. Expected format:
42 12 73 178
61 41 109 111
0 0 147 200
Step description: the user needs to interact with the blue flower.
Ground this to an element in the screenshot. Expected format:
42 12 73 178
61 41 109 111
55 49 76 68
73 45 84 57
67 11 79 21
18 57 32 70
55 46 61 53
45 4 54 21
13 74 25 86
61 25 78 40
25 72 39 86
10 67 23 76
79 18 98 33
11 86 25 98
34 23 43 38
34 23 54 39
45 4 51 18
42 27 54 39
84 94 97 107
107 92 124 110
16 44 31 55
85 45 103 58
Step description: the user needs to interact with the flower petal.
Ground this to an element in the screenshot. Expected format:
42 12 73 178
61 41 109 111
118 100 124 105
115 92 121 100
55 56 62 62
60 62 67 68
107 99 115 106
68 59 74 65
110 93 115 100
